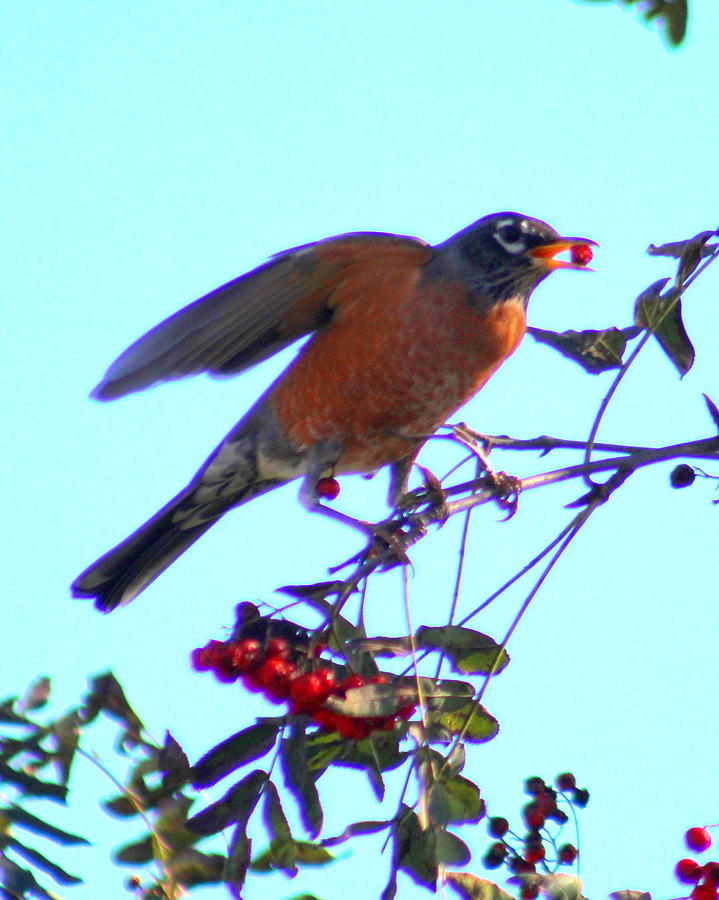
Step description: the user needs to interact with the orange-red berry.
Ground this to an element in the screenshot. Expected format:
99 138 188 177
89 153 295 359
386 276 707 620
687 827 713 853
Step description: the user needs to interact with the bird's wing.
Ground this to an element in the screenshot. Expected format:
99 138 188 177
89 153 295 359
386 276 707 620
92 233 432 401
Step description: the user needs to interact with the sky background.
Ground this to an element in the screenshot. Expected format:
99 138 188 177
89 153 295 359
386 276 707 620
2 1 719 898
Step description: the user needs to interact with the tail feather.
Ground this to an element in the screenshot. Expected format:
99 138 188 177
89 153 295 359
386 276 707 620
72 480 279 612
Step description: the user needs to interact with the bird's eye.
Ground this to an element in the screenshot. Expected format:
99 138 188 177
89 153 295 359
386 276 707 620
497 224 523 244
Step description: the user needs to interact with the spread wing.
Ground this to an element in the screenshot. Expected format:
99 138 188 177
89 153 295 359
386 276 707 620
92 233 433 401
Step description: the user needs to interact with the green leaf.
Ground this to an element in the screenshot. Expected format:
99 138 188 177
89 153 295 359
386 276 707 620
5 836 82 885
82 672 144 741
435 829 471 866
322 819 390 846
394 809 437 889
446 871 514 900
528 325 636 373
51 709 81 786
0 760 67 803
635 283 694 376
166 848 224 887
2 805 88 845
250 839 333 873
187 770 266 836
426 700 499 744
416 626 509 676
159 731 191 792
263 780 293 846
427 774 485 826
280 722 323 837
18 677 51 713
192 721 280 788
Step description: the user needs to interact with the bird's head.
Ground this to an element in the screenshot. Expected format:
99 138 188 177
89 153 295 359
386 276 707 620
444 212 596 306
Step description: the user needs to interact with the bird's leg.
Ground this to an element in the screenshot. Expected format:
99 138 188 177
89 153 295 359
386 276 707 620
298 441 412 563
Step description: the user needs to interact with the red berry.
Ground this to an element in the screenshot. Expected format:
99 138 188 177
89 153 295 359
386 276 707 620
687 827 713 853
704 862 719 885
290 672 332 712
265 636 290 659
339 674 367 693
230 638 263 674
316 476 340 500
314 667 337 692
556 772 576 791
397 704 416 721
676 859 702 884
190 646 212 671
255 656 296 701
692 882 718 900
311 708 343 732
571 244 593 266
520 885 540 900
558 843 578 865
488 817 510 838
369 673 389 684
335 716 371 740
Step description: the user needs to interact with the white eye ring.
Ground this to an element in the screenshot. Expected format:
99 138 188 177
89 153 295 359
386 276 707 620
494 221 527 254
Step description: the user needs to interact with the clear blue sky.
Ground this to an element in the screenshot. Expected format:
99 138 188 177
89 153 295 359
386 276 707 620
3 2 718 898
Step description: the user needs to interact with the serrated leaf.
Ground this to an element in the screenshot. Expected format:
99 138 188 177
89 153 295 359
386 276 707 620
225 821 252 900
114 835 154 864
187 770 266 836
2 805 88 845
416 626 509 676
102 794 138 818
192 722 280 789
427 775 485 826
280 723 323 837
529 326 632 373
446 871 514 900
263 781 292 846
426 700 499 744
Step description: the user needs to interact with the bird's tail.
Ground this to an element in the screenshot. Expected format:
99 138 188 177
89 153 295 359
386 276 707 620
71 479 279 612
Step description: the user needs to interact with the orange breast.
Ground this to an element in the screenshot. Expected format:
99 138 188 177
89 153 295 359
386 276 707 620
269 265 526 473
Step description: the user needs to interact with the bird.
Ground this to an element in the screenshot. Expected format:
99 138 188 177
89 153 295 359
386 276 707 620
72 212 595 612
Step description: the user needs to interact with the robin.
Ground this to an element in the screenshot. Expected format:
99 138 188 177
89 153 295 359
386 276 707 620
72 212 594 612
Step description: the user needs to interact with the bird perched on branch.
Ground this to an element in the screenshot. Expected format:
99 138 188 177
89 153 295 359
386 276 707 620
72 212 595 612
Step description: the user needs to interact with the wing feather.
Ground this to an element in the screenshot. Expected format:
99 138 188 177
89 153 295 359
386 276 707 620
92 232 431 400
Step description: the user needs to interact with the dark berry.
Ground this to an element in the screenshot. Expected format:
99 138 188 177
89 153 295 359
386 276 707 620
572 788 590 808
687 827 712 853
520 884 540 900
265 636 291 659
488 816 510 838
524 777 546 795
524 840 545 864
523 802 545 831
482 841 507 868
556 772 576 791
558 843 578 865
509 856 536 874
676 859 702 884
671 464 696 488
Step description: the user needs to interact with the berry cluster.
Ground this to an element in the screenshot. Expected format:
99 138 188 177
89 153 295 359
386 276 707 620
191 610 414 740
482 773 586 887
676 826 719 900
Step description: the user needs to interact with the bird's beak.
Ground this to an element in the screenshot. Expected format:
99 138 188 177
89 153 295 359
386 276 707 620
526 237 598 271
